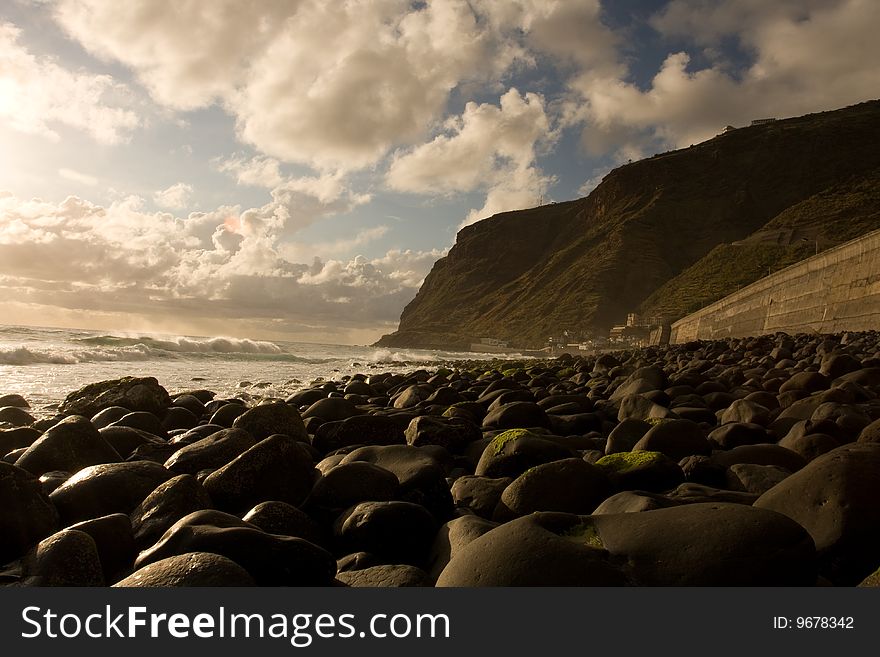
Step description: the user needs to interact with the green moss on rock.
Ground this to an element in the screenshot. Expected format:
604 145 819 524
595 451 666 473
558 520 604 549
490 428 539 455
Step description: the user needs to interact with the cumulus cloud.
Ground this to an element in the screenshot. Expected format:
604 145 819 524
0 190 440 340
215 155 284 189
53 0 535 171
153 182 193 209
0 21 139 143
387 87 555 228
567 0 880 159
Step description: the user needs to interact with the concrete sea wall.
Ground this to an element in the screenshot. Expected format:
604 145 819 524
670 228 880 343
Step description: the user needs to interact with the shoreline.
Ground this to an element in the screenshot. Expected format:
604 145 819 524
2 330 880 587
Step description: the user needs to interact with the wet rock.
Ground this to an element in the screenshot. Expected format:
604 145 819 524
0 461 59 562
708 422 769 449
209 402 247 427
436 513 626 586
21 529 104 586
302 397 361 422
110 411 167 438
336 564 430 587
605 419 651 454
450 475 511 519
590 503 816 585
242 501 325 547
311 415 404 453
232 401 309 441
426 515 498 580
475 429 574 478
666 482 758 505
164 428 259 474
726 463 790 495
340 444 453 521
38 470 70 495
712 444 807 472
306 462 398 517
720 399 771 426
161 406 200 432
334 501 438 566
15 415 121 477
499 458 609 517
130 474 212 549
203 435 316 512
481 401 550 430
593 490 680 514
99 426 166 459
0 393 29 408
135 510 336 586
755 443 880 585
114 552 255 587
0 406 35 427
0 427 40 455
59 376 170 418
50 461 174 524
405 415 481 450
67 513 135 584
594 451 684 492
631 419 711 461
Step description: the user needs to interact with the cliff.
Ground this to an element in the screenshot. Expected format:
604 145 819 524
376 100 880 349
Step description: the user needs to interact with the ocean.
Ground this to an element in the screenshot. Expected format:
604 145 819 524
0 324 504 417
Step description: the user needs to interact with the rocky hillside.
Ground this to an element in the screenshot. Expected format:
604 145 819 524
377 100 880 349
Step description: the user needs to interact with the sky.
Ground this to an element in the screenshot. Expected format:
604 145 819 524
1 0 878 345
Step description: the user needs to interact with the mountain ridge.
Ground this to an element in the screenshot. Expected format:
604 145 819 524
377 100 880 349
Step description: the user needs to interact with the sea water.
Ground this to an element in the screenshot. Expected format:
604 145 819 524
0 324 506 417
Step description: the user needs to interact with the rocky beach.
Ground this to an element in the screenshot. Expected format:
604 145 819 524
2 330 880 587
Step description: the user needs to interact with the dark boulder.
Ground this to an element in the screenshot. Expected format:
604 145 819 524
232 401 309 441
135 510 336 586
333 501 438 566
163 428 259 475
311 414 404 453
59 376 170 418
15 415 121 477
203 435 316 512
114 552 255 587
0 461 59 562
50 461 174 524
755 443 880 585
130 474 212 549
21 529 104 587
499 458 609 517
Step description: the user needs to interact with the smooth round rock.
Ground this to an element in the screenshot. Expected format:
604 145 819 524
337 564 430 587
164 428 259 475
130 474 212 549
499 458 609 517
755 443 880 585
203 435 316 512
21 529 104 587
136 510 336 586
114 552 255 587
232 401 309 441
15 415 121 477
436 512 626 586
50 460 174 524
334 501 438 566
0 461 59 562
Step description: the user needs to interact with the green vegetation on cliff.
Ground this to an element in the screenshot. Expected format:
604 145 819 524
377 101 880 349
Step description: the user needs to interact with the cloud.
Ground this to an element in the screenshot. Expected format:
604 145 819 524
567 0 880 159
153 182 193 209
58 168 98 186
215 155 284 189
0 21 140 143
52 0 534 171
386 87 556 228
0 190 441 340
387 88 552 194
